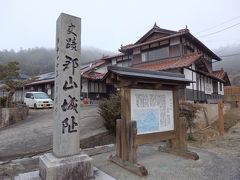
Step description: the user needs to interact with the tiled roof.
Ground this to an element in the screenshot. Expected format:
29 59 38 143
102 53 124 59
133 54 202 71
81 59 107 74
120 27 220 61
212 69 225 80
35 72 55 81
27 59 109 86
103 66 192 85
26 79 54 86
82 71 105 80
135 23 177 44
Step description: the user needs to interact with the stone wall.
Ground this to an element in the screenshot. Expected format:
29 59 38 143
0 105 29 129
194 103 231 129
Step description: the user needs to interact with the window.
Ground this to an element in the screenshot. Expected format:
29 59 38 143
99 83 103 93
90 82 95 92
34 92 49 99
26 93 32 98
141 47 169 62
220 83 222 91
112 59 116 65
183 45 194 54
142 52 147 62
94 82 99 92
169 44 180 57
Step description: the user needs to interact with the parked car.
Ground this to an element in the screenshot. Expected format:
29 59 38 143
24 92 53 109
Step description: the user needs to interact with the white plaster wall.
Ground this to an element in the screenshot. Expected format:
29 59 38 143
184 68 193 89
195 103 231 129
82 79 88 93
204 78 213 95
192 71 197 90
192 63 196 70
111 59 117 65
95 64 109 74
218 82 224 95
201 76 204 91
191 64 197 90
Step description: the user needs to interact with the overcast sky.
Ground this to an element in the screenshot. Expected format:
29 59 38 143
1 0 240 53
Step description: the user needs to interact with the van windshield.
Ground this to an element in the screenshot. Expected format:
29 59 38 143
34 93 49 99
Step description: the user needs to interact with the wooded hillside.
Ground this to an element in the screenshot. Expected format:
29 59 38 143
213 44 240 86
0 45 239 86
0 47 115 76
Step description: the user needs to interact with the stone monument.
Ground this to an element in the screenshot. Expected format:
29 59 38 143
39 13 94 180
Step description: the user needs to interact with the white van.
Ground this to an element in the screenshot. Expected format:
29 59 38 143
24 92 53 109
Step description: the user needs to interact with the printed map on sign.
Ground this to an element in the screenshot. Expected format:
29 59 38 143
134 108 159 134
131 89 174 134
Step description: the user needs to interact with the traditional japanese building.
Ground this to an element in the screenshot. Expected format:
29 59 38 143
24 59 111 103
21 23 230 103
105 23 230 103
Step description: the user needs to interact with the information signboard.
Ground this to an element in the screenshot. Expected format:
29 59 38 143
131 89 174 134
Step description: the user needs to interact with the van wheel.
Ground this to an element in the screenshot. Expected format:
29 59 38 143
34 103 37 109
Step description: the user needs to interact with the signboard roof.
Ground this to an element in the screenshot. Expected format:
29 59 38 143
104 66 193 85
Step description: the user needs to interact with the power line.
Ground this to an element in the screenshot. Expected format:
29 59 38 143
198 22 240 38
196 15 240 34
219 53 240 58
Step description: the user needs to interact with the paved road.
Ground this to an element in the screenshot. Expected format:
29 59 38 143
0 105 106 160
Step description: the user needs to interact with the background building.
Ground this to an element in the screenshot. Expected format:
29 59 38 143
17 23 230 104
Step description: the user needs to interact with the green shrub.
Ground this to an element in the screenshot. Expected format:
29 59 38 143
98 94 121 134
98 94 199 139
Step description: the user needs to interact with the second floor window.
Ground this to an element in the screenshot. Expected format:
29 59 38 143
142 46 169 62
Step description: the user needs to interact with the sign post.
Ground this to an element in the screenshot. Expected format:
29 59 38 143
105 66 199 176
218 100 224 135
39 13 93 180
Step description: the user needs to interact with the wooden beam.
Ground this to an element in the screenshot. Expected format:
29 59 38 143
171 88 180 149
218 100 224 135
116 119 121 158
105 77 114 84
136 131 176 145
120 87 131 161
109 155 148 176
129 121 137 164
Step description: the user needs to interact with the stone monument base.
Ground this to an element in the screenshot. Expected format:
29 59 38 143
39 153 94 180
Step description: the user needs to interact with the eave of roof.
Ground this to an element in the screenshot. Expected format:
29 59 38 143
103 66 193 84
120 31 185 51
26 79 54 86
102 53 125 60
120 29 221 61
133 53 202 71
212 69 225 79
183 33 221 61
81 59 108 74
135 23 177 44
200 70 225 82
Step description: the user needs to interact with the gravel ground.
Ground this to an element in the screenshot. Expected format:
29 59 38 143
92 141 240 180
0 107 240 179
92 109 240 180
